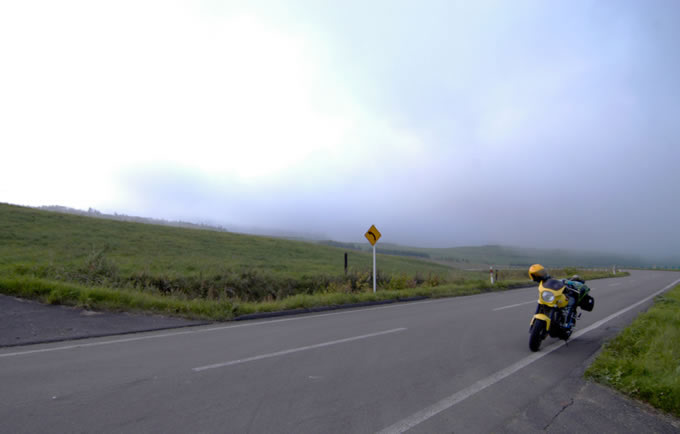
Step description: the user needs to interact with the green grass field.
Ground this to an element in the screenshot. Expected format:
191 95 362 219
0 203 621 319
585 284 680 418
3 204 453 277
1 203 465 297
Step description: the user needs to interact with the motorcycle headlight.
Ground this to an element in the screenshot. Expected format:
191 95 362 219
541 291 555 303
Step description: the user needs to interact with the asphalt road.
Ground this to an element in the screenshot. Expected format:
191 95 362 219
0 295 205 347
1 270 679 433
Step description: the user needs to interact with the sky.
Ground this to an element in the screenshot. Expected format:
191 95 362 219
1 0 679 258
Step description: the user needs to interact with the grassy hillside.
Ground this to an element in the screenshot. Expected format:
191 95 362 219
0 203 466 298
0 203 622 319
320 241 647 268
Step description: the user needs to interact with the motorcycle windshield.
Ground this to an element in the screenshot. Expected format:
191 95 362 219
541 279 565 291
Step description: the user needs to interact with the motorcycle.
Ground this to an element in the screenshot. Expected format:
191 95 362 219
528 277 594 351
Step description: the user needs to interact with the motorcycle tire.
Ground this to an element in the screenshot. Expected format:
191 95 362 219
529 319 546 352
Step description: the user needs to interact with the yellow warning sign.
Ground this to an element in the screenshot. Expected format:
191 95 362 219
364 225 382 246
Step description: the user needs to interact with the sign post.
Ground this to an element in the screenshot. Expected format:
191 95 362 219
364 225 382 293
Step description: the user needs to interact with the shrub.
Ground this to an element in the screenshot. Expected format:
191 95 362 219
75 248 120 286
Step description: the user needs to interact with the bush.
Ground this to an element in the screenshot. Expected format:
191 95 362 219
75 248 120 285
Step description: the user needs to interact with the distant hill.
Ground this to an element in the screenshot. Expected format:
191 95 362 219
0 203 453 280
22 204 676 269
317 241 656 269
37 205 232 233
36 205 328 241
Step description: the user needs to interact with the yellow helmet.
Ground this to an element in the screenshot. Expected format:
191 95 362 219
529 264 549 282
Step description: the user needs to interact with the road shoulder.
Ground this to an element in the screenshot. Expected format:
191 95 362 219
0 294 208 347
501 349 680 433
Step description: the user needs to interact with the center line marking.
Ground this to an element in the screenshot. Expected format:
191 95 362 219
0 300 431 359
192 327 407 372
492 300 535 311
378 278 680 434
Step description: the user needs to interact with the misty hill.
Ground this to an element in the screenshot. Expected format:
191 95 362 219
416 244 647 268
318 241 655 269
1 203 453 280
36 205 327 241
36 205 232 233
25 204 674 269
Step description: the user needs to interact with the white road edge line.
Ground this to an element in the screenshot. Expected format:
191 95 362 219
377 277 680 434
192 328 407 372
492 300 535 311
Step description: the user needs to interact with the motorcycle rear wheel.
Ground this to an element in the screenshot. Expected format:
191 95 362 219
529 319 546 352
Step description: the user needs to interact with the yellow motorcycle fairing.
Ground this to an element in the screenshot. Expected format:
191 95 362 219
537 279 569 308
530 279 569 331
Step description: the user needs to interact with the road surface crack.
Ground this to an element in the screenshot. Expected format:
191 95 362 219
544 398 574 430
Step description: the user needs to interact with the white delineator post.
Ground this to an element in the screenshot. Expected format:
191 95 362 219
373 245 377 293
490 266 494 284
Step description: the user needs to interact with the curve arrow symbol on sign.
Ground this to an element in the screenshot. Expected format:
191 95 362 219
365 224 381 246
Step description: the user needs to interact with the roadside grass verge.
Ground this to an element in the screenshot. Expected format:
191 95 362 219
233 269 624 316
0 270 624 321
585 283 680 418
0 276 527 320
0 276 235 320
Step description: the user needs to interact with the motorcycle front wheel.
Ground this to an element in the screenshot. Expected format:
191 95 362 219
529 319 546 352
